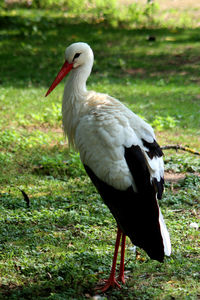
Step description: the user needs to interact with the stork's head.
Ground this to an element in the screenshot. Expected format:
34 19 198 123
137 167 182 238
45 42 94 97
65 42 94 69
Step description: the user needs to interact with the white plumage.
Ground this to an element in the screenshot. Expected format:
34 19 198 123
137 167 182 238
159 209 171 256
46 42 171 291
62 43 163 191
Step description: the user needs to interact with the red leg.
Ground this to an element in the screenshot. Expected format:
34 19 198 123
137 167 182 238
96 227 122 292
118 233 126 284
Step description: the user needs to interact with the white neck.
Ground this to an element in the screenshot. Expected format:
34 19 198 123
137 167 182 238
66 64 91 95
62 62 93 147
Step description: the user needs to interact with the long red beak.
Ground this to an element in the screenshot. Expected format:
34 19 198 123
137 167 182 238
45 61 73 97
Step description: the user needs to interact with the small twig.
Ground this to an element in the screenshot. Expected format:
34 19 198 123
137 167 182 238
8 185 31 208
161 145 200 156
18 188 30 208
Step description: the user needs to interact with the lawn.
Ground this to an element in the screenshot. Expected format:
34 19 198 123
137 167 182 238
0 5 200 300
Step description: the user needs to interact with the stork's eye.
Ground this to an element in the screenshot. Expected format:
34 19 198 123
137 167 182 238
73 53 81 61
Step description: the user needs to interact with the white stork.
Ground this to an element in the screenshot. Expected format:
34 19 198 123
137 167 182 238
45 42 171 292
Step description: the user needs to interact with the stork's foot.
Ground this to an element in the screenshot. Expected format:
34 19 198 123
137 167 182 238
95 277 121 293
95 228 126 293
117 274 125 284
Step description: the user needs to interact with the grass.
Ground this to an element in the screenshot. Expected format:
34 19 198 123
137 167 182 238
0 6 200 300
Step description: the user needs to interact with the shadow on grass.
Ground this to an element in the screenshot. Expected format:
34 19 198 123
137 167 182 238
1 11 200 89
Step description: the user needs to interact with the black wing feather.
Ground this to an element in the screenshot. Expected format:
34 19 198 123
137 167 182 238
142 139 163 159
141 139 164 199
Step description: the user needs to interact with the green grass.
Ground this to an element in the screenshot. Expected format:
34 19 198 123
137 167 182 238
0 7 200 300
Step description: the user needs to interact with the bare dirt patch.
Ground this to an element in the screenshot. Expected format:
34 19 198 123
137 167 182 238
164 172 185 182
165 172 200 182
